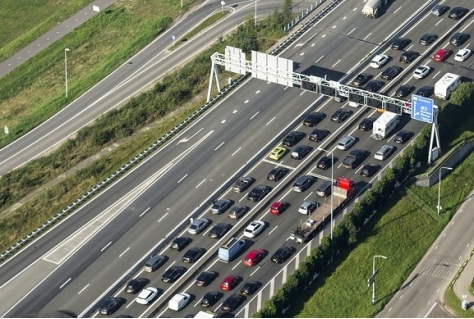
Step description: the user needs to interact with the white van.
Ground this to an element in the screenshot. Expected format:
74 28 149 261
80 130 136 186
168 292 191 311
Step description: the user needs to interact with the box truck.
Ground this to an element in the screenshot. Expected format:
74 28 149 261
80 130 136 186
372 112 400 140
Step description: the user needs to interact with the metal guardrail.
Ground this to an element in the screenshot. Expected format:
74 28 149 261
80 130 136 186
283 0 327 33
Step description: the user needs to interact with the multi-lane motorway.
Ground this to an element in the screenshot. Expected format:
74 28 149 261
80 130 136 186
2 0 474 318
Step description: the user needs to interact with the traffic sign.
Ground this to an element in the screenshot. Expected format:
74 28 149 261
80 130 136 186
411 94 434 123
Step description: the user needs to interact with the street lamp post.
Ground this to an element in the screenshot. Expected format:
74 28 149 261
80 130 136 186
64 48 70 98
318 147 334 239
254 0 257 26
437 166 453 215
370 255 387 305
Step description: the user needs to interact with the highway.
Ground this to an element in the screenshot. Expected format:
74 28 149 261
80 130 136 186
2 0 474 318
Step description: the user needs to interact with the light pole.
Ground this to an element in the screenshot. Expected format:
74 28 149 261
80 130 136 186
64 48 70 98
368 255 387 305
318 147 334 239
437 166 453 215
254 0 257 26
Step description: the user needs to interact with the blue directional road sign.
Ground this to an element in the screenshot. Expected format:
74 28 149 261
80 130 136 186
411 94 434 123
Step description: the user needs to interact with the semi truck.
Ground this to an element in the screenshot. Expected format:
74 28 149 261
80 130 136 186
290 177 355 243
372 111 400 140
218 237 246 262
361 0 387 18
434 73 461 100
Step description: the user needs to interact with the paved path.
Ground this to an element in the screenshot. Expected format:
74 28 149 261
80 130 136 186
453 243 474 312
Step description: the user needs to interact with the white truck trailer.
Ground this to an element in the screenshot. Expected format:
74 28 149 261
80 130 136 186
362 0 387 18
434 73 461 100
372 111 400 140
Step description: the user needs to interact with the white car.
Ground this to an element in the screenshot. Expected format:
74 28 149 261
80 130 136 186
413 65 430 79
243 221 265 238
298 201 318 215
337 135 357 151
454 48 472 62
370 54 389 68
136 287 159 305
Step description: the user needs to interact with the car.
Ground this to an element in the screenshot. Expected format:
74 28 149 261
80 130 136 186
210 198 233 214
394 130 413 144
316 181 332 197
342 149 366 169
337 135 356 150
399 51 418 63
168 292 191 311
247 185 272 202
291 145 313 159
232 176 255 193
282 131 305 146
308 128 330 142
292 175 316 192
243 221 265 238
359 118 374 131
162 266 186 283
381 66 402 80
360 163 381 177
391 38 410 50
415 86 434 98
370 54 389 68
374 144 396 161
431 4 449 16
228 205 248 219
303 112 325 126
170 237 191 251
269 146 288 161
334 94 347 102
195 270 218 287
298 200 318 215
242 248 265 266
419 33 438 46
221 294 246 312
433 48 452 62
187 217 210 235
182 247 205 263
352 73 372 87
240 280 261 296
125 278 148 294
317 155 335 170
143 255 167 272
208 223 232 239
200 291 222 307
136 287 159 305
413 65 430 79
450 33 470 47
269 201 290 215
454 48 472 62
365 80 384 92
395 84 415 98
448 7 469 20
271 246 294 264
220 275 240 291
267 167 289 181
99 297 124 315
331 109 352 123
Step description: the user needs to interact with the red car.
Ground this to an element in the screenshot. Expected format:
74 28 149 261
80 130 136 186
269 201 289 215
220 275 240 291
433 48 453 62
242 248 265 267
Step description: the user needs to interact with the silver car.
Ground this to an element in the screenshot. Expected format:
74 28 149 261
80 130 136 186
337 135 357 150
187 218 210 235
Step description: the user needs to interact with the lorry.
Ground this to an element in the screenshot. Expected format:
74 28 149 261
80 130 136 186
194 311 217 318
372 111 400 140
218 237 246 262
434 73 461 100
290 177 356 243
361 0 387 18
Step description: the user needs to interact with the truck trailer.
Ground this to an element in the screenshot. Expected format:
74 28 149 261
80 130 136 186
362 0 387 18
372 111 400 140
434 73 461 100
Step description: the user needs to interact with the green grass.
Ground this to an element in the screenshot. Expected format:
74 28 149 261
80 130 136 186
444 285 474 317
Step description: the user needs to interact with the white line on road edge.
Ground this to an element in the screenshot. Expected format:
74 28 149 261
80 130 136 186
101 241 112 252
139 207 150 217
78 284 90 294
158 212 169 223
119 247 130 258
60 278 71 289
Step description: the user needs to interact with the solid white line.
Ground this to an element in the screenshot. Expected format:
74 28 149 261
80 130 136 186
250 111 259 120
78 284 89 294
119 247 130 258
231 147 241 156
139 207 150 217
177 174 188 183
250 266 260 277
101 241 112 252
215 142 225 151
158 212 168 222
315 55 324 63
60 278 71 289
266 117 275 126
196 179 206 188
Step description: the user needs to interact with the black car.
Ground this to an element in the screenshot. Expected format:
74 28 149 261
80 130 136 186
210 198 233 214
365 80 384 92
449 7 469 20
221 295 246 312
292 175 316 192
432 4 449 16
352 73 372 87
247 185 272 202
291 145 313 160
308 128 330 142
395 84 415 98
359 118 374 131
182 247 205 263
195 270 218 287
170 237 191 251
143 255 167 272
162 266 186 283
450 33 470 47
394 130 413 144
331 109 352 123
419 33 438 46
232 176 255 193
99 297 124 315
200 291 222 307
317 156 334 170
240 280 261 296
399 51 418 63
381 66 403 80
415 86 434 98
360 163 381 177
267 167 289 181
342 149 366 169
303 112 326 127
282 131 305 147
228 205 248 219
209 223 232 239
391 38 410 50
271 246 293 263
125 277 148 294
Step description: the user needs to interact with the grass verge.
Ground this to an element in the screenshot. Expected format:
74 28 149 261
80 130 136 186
444 285 474 317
